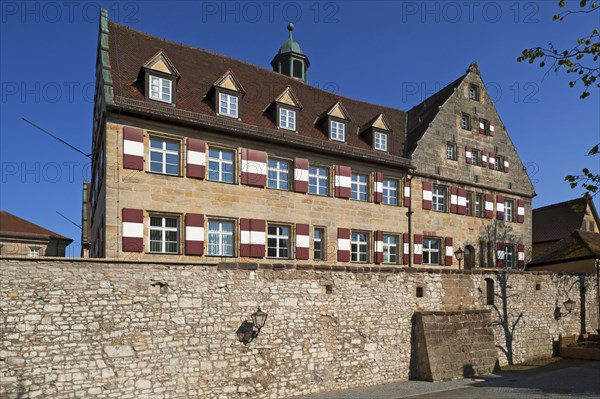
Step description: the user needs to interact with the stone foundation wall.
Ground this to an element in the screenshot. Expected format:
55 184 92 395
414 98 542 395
1 258 598 398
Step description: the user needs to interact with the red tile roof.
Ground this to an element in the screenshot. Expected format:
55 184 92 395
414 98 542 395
532 198 597 243
106 21 411 166
0 210 72 242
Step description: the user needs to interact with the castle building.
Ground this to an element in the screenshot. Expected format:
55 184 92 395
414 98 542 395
88 10 534 268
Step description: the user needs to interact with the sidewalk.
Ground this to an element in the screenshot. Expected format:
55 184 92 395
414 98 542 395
289 359 600 399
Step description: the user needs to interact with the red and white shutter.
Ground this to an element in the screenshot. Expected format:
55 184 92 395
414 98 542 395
496 195 505 220
497 243 505 268
517 199 525 223
517 244 525 269
293 158 309 193
450 187 458 214
403 178 411 207
488 152 496 170
122 208 143 252
185 213 204 255
402 233 410 265
422 182 433 210
445 237 453 266
465 146 472 164
337 228 350 262
413 234 423 265
334 165 352 199
240 218 266 258
479 119 485 135
374 172 383 204
484 194 494 219
123 126 144 170
489 120 495 137
457 189 467 215
241 149 267 187
186 138 206 179
374 230 383 264
481 150 488 168
295 223 310 260
503 156 509 173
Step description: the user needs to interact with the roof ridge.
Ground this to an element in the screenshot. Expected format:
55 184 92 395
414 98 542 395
108 20 406 113
533 197 587 211
407 73 467 113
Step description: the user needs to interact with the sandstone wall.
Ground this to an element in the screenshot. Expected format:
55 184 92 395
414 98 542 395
1 258 597 399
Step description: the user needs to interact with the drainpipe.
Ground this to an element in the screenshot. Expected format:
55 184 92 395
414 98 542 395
406 169 415 267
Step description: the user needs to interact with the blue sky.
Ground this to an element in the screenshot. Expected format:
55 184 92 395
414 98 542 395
1 1 598 256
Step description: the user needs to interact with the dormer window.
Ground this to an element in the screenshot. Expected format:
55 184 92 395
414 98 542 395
374 131 388 151
279 108 296 130
219 92 239 118
149 76 172 103
330 120 346 142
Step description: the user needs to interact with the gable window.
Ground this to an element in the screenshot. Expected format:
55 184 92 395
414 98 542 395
267 159 290 190
432 185 447 212
471 149 480 166
461 113 471 130
481 119 491 135
330 120 346 142
314 227 325 260
423 238 441 265
219 92 238 118
382 178 398 205
309 166 329 196
28 246 41 257
149 137 180 175
267 224 290 259
208 148 235 183
469 85 480 101
351 231 369 263
466 192 473 216
149 215 179 254
351 173 368 201
495 155 503 171
475 193 483 217
590 221 595 232
383 234 398 264
149 76 172 103
374 131 388 151
504 199 514 222
446 143 456 161
207 219 234 256
279 108 296 131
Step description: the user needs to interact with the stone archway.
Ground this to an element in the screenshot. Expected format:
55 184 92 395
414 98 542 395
464 245 476 270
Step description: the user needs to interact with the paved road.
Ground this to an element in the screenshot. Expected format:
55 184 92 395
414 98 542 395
290 359 600 399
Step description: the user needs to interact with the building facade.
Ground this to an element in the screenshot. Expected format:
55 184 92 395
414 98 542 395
88 10 534 269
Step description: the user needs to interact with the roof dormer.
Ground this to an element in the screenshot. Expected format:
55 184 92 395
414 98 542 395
323 101 350 143
272 87 302 131
361 113 392 152
140 49 180 105
212 70 245 119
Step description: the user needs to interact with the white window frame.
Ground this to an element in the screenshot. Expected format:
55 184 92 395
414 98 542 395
469 85 479 101
383 234 398 264
309 166 329 196
504 199 514 222
149 215 179 254
207 148 235 183
330 120 346 142
466 192 473 216
28 246 41 257
423 238 441 265
382 178 398 205
461 114 470 130
351 231 369 263
207 219 235 256
267 159 290 190
374 131 388 151
313 227 325 261
267 224 291 259
432 186 446 212
471 149 480 166
279 108 296 131
475 193 483 217
505 245 515 269
446 143 456 160
219 92 239 118
351 173 368 201
149 137 180 175
149 75 172 103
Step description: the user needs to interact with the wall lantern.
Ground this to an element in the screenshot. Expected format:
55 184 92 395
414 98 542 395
454 247 464 270
554 298 576 320
236 307 268 345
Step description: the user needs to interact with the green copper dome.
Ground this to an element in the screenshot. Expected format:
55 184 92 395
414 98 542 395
277 23 305 55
